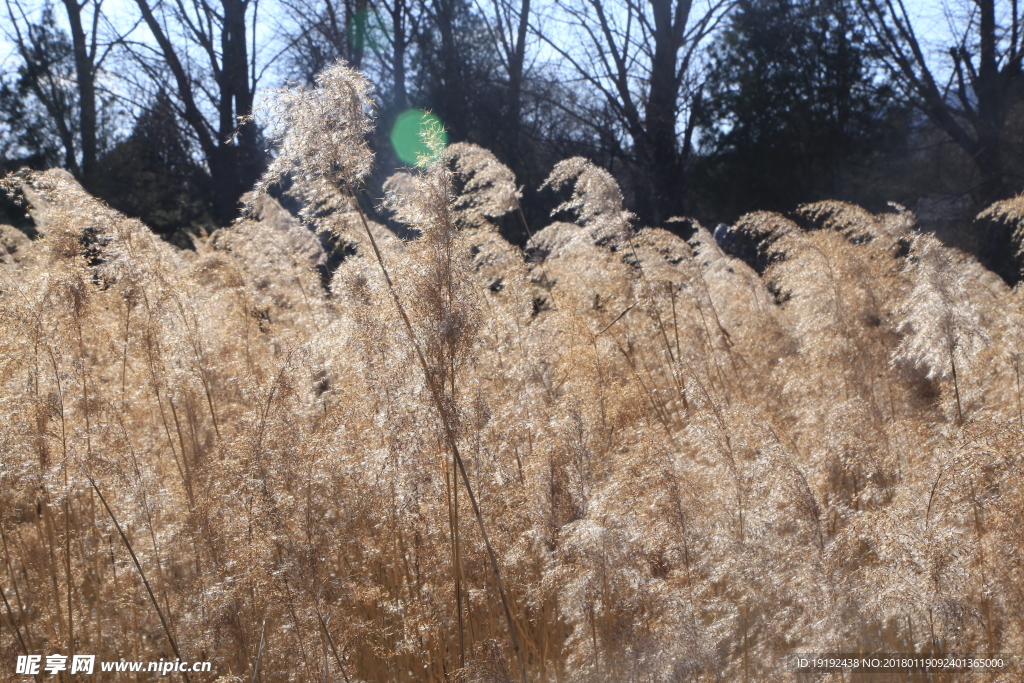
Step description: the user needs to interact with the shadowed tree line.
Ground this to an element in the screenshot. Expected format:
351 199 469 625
4 0 1024 248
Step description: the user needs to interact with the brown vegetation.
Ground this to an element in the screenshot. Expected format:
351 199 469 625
1 66 1023 682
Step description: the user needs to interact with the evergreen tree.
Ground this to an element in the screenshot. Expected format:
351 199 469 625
0 8 80 174
696 0 901 221
0 76 63 173
93 93 215 240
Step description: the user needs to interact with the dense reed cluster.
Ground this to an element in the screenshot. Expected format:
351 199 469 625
2 65 1023 682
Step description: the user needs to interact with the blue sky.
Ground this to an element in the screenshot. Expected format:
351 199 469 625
1 0 962 80
0 0 974 144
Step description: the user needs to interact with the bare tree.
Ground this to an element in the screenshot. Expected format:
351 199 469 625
537 0 731 225
858 0 1024 204
381 0 418 109
280 0 418 110
3 0 117 187
61 0 103 183
279 0 366 80
422 0 471 138
463 0 532 170
127 0 266 223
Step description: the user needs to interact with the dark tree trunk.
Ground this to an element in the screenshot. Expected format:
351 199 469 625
134 0 263 225
973 0 1008 204
348 0 368 68
860 0 1022 206
433 0 466 138
505 0 531 152
62 0 98 188
642 0 689 223
390 0 408 109
217 0 262 223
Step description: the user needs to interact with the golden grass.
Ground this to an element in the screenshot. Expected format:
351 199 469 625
1 67 1023 682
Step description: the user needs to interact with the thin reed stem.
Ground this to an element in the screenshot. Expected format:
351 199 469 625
346 181 527 683
88 476 191 683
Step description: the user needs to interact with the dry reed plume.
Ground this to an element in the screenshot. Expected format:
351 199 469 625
1 64 1023 682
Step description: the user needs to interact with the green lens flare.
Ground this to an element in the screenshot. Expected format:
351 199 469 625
390 110 447 166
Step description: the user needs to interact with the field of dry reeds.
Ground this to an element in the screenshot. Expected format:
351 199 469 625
2 64 1023 681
